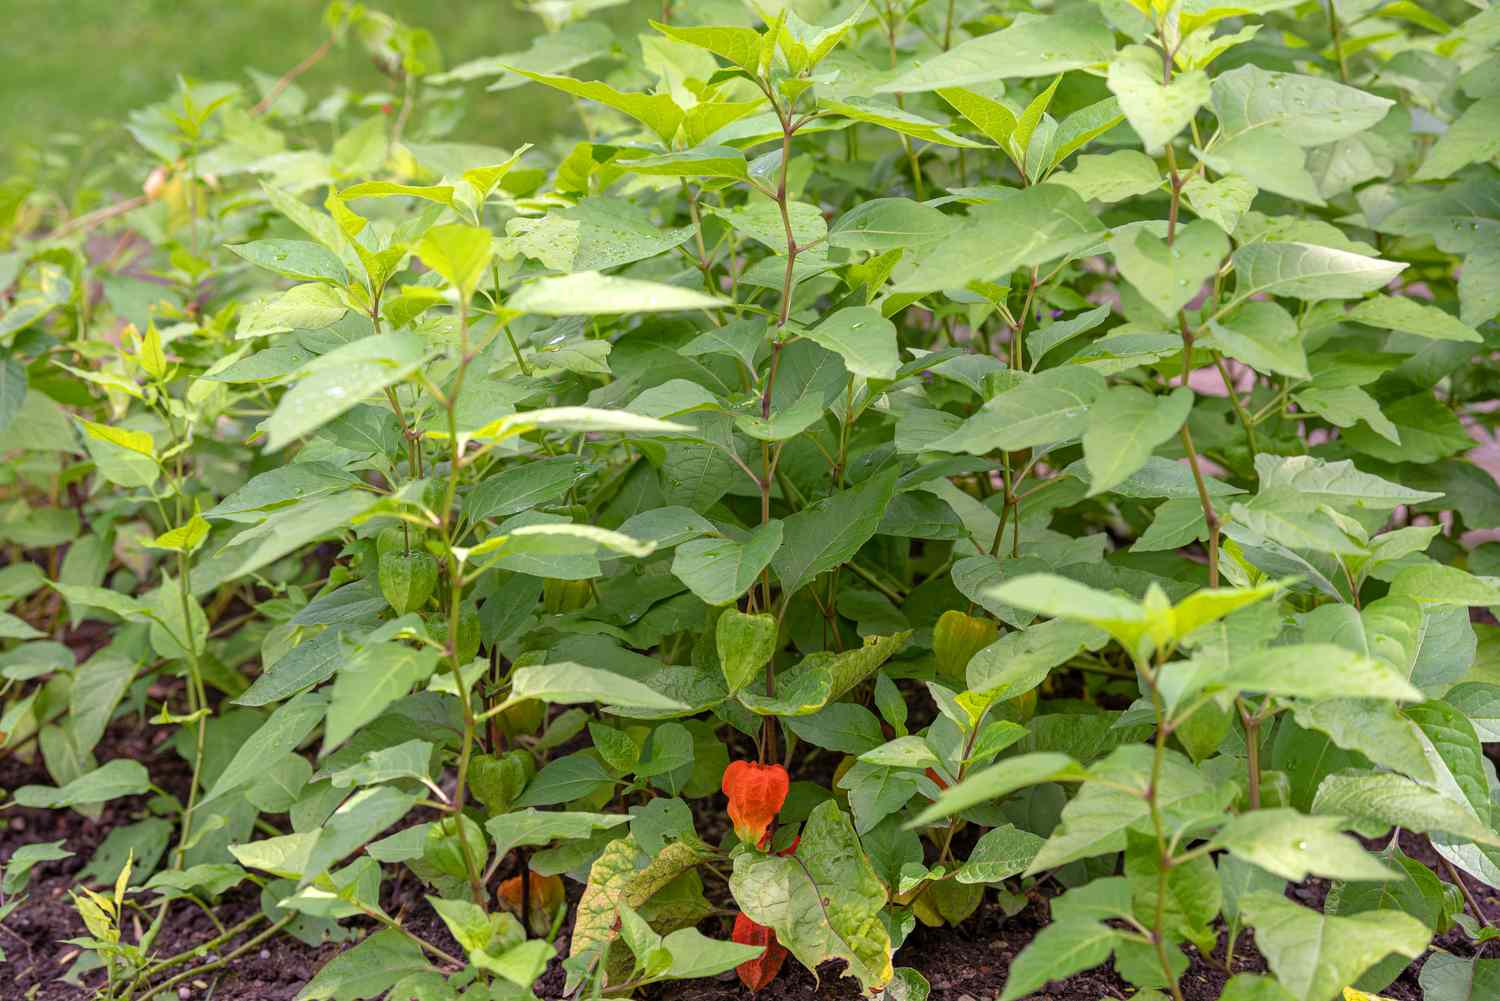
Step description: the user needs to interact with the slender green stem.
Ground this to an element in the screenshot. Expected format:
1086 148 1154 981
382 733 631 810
1438 851 1491 928
1214 354 1259 457
1179 422 1221 588
132 917 294 1000
122 913 266 999
440 298 487 907
1143 659 1187 1001
1237 696 1261 810
354 892 464 967
1327 2 1349 82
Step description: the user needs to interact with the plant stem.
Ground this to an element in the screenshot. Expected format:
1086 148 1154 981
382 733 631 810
122 913 266 999
133 916 294 1000
1439 851 1492 928
173 554 208 872
1327 2 1349 82
252 37 334 115
1143 659 1187 1001
1179 422 1221 588
353 902 464 967
441 298 487 907
1214 354 1259 456
1163 134 1222 588
1237 696 1261 810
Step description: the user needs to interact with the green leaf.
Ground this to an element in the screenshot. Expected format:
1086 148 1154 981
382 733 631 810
1113 221 1228 319
1291 385 1398 443
295 929 431 1000
1459 244 1500 326
263 333 430 452
932 367 1107 455
507 198 695 273
820 98 987 149
200 692 326 807
878 14 1116 92
966 618 1108 698
504 661 693 714
621 145 748 180
323 642 440 753
1219 974 1299 1001
736 659 834 717
1212 65 1393 146
1389 564 1500 606
507 272 728 316
896 184 1105 294
1419 953 1500 1001
67 654 136 756
76 418 158 488
802 306 900 380
784 703 885 755
660 926 763 981
196 493 378 594
1169 643 1422 703
672 520 783 606
1343 393 1476 464
415 223 492 297
908 752 1089 828
1414 97 1500 181
954 825 1045 884
828 198 955 253
936 87 1018 154
1312 771 1500 846
2 840 72 895
1346 295 1481 343
1237 892 1428 1001
1253 454 1443 511
998 920 1121 1001
1212 809 1395 882
513 754 614 808
0 356 27 436
463 405 690 444
227 240 349 284
730 800 893 992
14 759 152 809
339 181 454 206
771 467 899 598
1107 45 1210 154
329 740 433 789
1230 242 1405 302
507 68 683 143
1026 745 1216 873
1083 386 1194 497
567 837 711 992
649 21 762 72
483 809 630 861
1050 151 1162 204
716 610 777 694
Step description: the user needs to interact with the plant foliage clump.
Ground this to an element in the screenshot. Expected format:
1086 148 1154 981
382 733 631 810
3 1 1500 1000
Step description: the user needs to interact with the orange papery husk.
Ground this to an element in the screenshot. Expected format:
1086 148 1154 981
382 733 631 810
732 913 789 992
497 870 565 936
722 760 789 849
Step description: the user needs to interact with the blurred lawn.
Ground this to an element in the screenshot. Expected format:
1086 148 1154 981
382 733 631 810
0 0 651 172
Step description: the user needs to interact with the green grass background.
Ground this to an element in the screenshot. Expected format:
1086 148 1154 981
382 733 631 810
0 0 651 171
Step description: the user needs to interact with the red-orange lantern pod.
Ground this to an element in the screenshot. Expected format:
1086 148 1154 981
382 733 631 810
722 760 789 849
732 912 788 992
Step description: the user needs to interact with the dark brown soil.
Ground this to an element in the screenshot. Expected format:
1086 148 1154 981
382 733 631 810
6 729 1500 1001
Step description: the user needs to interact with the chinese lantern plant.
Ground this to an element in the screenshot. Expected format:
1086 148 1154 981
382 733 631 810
4 0 1500 999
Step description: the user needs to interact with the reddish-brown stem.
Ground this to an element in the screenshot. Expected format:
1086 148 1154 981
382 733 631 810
252 37 334 115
